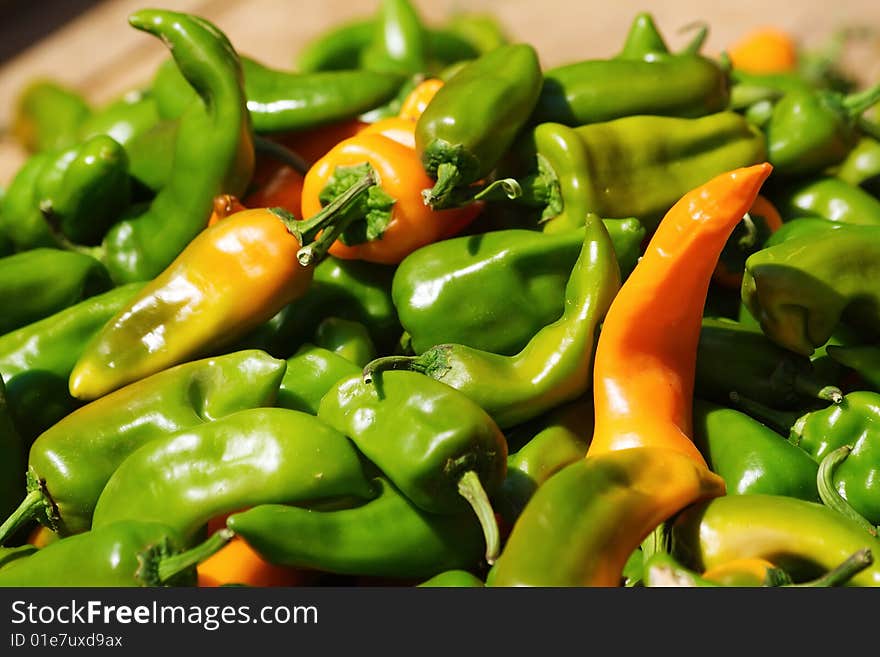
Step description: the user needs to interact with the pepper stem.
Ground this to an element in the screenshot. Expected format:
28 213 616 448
253 136 311 176
843 83 880 118
678 21 709 55
728 391 801 435
156 528 234 584
793 548 874 587
292 170 377 267
422 162 462 210
817 446 879 537
457 470 500 566
0 489 45 546
362 355 419 384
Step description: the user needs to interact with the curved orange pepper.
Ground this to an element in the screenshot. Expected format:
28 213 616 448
300 132 481 264
357 117 417 149
198 536 308 587
398 78 444 121
712 193 783 289
589 163 774 467
727 27 798 74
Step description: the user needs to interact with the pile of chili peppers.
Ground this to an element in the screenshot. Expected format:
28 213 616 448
1 2 879 588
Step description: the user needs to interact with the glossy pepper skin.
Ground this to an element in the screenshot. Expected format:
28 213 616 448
531 16 729 126
276 343 360 414
391 219 644 357
0 376 24 520
12 79 91 153
313 317 376 368
765 84 880 178
226 477 485 579
518 113 767 234
835 135 880 195
742 224 880 356
670 494 880 587
319 370 506 561
0 249 111 335
76 89 160 148
70 208 312 401
100 10 254 284
0 521 231 587
153 55 403 134
495 397 592 525
367 212 620 430
92 408 375 541
488 448 725 587
768 175 880 225
360 0 428 76
489 166 771 586
692 398 819 501
789 391 880 526
416 43 543 209
0 350 285 542
762 216 842 247
0 284 142 442
695 317 842 408
239 256 400 358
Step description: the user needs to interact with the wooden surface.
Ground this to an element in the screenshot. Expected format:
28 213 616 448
1 0 879 185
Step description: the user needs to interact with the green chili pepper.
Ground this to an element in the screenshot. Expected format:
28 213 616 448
728 70 814 111
762 216 841 247
12 79 92 153
696 317 842 407
765 84 880 178
36 134 131 245
742 224 880 355
91 408 375 541
0 152 60 250
768 175 880 225
319 370 506 563
487 447 725 587
0 249 111 335
0 349 285 542
153 55 403 133
788 391 880 527
276 343 360 414
495 397 592 525
416 43 542 209
226 477 485 579
514 113 766 234
313 317 376 368
827 344 880 391
99 10 254 284
692 398 819 500
642 549 872 587
531 16 728 126
124 119 178 193
391 218 643 357
239 256 400 357
670 493 880 587
444 12 508 54
0 375 24 520
835 135 880 196
77 89 160 147
0 545 37 571
417 569 484 587
0 521 231 587
0 284 142 442
360 0 428 76
614 11 672 59
366 212 620 429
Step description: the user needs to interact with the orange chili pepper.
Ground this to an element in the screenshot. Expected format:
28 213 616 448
712 193 783 289
588 162 774 466
70 206 342 399
357 116 417 149
300 132 481 265
398 78 444 121
701 557 782 586
207 194 247 227
727 27 798 74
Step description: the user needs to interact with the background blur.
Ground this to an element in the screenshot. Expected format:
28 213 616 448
1 0 879 183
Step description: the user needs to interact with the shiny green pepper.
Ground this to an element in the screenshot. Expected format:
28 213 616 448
319 370 506 563
77 89 160 147
835 135 880 197
12 79 92 153
391 219 643 357
313 317 376 368
768 175 880 225
360 0 428 76
0 375 24 521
